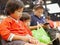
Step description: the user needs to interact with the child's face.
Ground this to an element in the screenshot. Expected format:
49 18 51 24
11 8 23 20
34 8 43 17
25 19 31 26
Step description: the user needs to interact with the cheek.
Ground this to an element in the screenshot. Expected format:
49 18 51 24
19 14 22 18
16 13 22 18
36 11 40 14
27 22 30 26
26 22 30 26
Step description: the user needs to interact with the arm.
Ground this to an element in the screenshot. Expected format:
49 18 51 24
29 24 43 30
0 24 29 42
12 35 29 42
0 19 29 42
29 26 37 30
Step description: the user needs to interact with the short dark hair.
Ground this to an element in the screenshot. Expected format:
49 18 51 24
46 16 51 20
20 12 31 21
5 0 24 15
33 5 44 10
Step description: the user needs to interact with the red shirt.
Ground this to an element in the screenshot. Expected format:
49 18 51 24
48 20 54 28
0 16 32 41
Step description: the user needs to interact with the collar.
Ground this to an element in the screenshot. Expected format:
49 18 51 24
34 15 43 20
8 16 19 23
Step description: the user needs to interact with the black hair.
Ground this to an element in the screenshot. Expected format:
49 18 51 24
5 0 24 15
33 5 44 10
20 12 31 21
46 16 51 20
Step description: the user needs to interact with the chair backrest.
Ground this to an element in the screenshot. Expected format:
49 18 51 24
53 38 59 45
0 36 2 45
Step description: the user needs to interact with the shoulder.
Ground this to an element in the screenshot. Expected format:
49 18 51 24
1 17 13 24
31 15 37 19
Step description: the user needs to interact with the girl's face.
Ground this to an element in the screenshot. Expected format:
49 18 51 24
24 19 31 26
11 8 23 20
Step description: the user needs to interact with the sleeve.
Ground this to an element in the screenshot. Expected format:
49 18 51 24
0 20 15 41
30 16 37 26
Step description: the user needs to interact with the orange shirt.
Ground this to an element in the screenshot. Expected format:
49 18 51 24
0 16 32 41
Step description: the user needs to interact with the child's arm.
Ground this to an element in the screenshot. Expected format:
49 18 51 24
29 26 38 30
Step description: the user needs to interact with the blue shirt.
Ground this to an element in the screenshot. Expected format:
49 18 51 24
30 15 46 26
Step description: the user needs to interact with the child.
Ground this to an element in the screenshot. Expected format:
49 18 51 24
20 12 42 30
20 12 31 27
45 16 54 28
0 0 47 45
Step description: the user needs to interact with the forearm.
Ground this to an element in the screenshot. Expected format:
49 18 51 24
12 35 29 42
29 26 37 30
29 24 44 30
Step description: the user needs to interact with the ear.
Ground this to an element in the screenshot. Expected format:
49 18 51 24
33 9 35 12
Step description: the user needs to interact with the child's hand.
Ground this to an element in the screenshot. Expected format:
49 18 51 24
37 42 47 45
26 35 47 45
26 35 39 44
29 37 39 44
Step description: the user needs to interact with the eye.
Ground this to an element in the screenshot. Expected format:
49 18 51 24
17 11 21 12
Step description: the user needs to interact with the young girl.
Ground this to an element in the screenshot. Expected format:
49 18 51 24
0 0 47 45
20 12 42 30
20 12 31 27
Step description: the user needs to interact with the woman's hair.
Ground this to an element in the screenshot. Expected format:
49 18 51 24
20 12 31 21
5 0 24 15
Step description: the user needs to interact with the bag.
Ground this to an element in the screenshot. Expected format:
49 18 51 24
32 27 51 44
44 28 60 40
